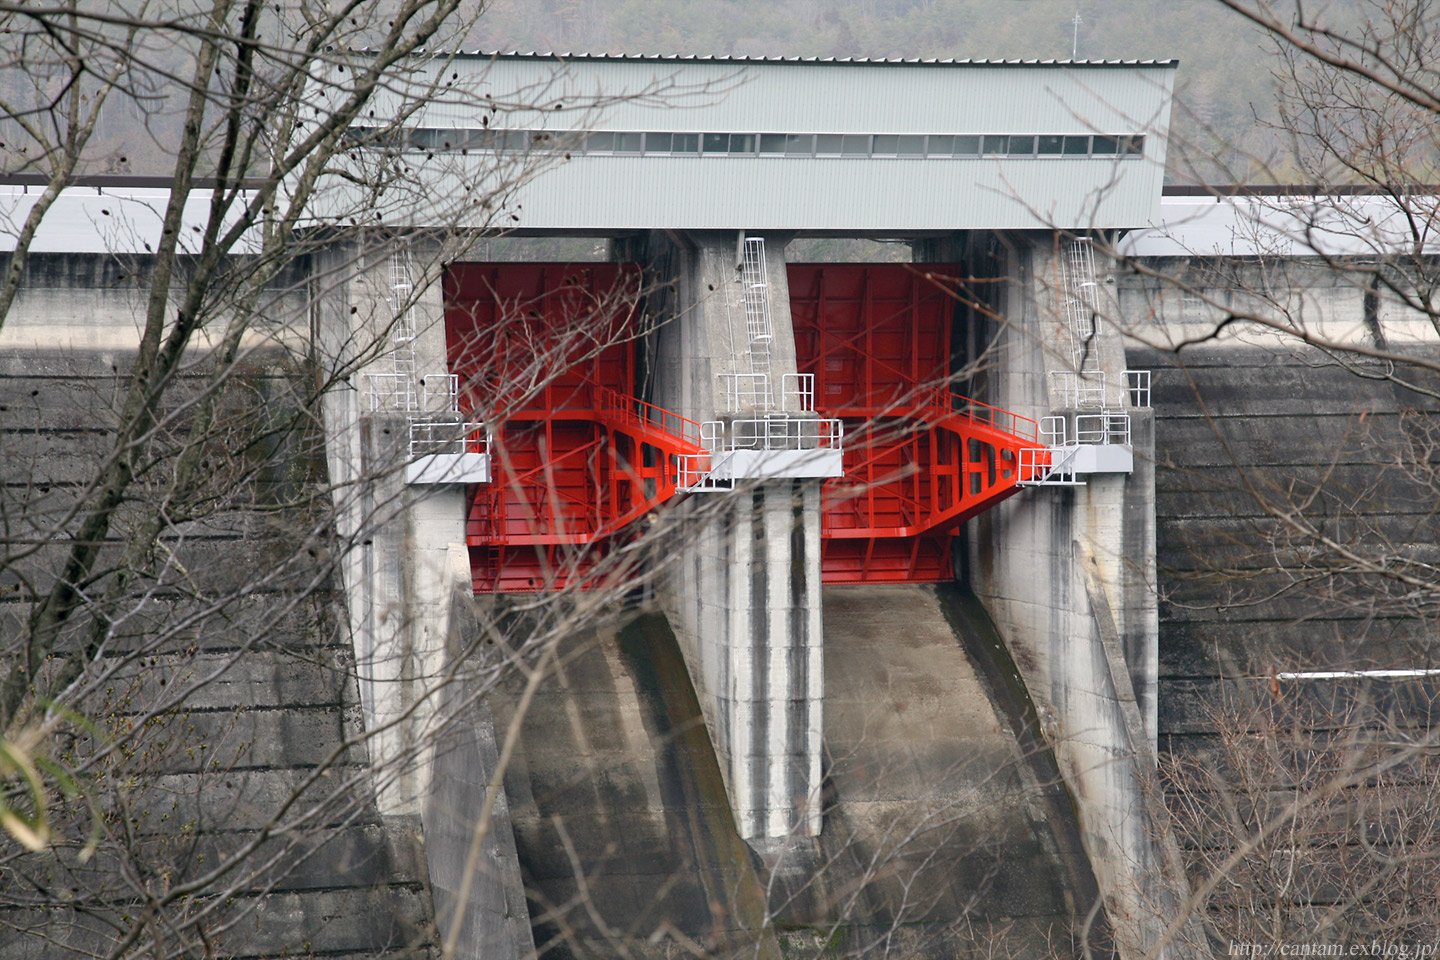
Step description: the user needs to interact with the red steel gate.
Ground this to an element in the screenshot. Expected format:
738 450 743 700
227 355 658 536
789 263 1038 584
445 262 1039 592
445 263 703 593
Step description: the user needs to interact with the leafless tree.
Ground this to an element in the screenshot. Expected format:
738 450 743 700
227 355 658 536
0 2 730 956
1082 2 1440 952
0 6 1133 960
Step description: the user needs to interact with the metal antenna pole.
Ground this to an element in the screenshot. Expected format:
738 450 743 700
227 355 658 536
1071 9 1083 59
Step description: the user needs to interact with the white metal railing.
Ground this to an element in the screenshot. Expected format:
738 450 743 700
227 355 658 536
1050 370 1107 408
421 373 459 413
1074 408 1131 446
1022 365 1138 490
1019 445 1084 486
699 418 724 450
1040 415 1068 447
720 372 771 413
676 453 726 492
715 416 844 453
368 372 415 412
1124 369 1152 408
781 373 815 413
408 417 489 458
680 415 843 491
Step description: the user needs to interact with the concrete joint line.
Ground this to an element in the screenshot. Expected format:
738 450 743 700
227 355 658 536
1075 540 1143 718
1074 541 1215 960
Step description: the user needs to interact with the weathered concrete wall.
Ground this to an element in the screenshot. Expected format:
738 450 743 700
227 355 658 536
423 546 535 960
762 583 1104 959
643 230 825 841
314 236 465 817
1135 339 1440 707
0 252 310 357
313 237 531 958
645 230 799 420
1117 257 1440 705
482 607 781 959
964 234 1201 959
655 481 824 841
1115 255 1440 351
1130 334 1440 939
0 252 437 957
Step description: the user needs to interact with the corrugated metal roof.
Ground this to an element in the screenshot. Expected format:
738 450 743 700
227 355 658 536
1118 195 1440 257
377 50 1178 68
356 55 1176 139
0 186 260 254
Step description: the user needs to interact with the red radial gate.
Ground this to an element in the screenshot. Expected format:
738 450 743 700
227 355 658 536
445 263 704 593
789 263 1039 584
445 262 1039 592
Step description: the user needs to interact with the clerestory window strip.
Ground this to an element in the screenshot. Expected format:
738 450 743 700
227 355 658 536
349 127 1147 160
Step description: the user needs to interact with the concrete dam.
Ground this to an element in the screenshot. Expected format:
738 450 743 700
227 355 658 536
5 50 1434 960
360 234 1148 957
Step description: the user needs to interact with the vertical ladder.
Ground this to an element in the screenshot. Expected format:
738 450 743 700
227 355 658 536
741 237 773 410
1058 238 1107 407
1062 239 1101 378
388 250 418 406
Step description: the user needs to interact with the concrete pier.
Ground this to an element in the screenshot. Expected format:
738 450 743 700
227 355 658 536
644 230 826 840
314 237 529 960
964 232 1204 959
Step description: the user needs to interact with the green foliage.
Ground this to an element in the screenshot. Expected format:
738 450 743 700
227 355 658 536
0 735 49 851
0 707 103 861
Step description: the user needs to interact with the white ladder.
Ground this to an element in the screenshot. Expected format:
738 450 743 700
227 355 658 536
740 237 774 409
1060 238 1104 405
389 250 418 389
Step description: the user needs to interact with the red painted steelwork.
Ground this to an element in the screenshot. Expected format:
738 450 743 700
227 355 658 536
446 262 635 417
445 263 705 593
789 263 1039 584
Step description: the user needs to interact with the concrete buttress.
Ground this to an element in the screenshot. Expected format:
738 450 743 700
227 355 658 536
962 233 1210 960
644 230 825 841
315 237 531 959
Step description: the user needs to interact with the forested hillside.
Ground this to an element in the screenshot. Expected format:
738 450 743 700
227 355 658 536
466 0 1372 182
0 1 1383 182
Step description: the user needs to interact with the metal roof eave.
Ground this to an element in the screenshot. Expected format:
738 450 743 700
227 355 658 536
346 48 1179 69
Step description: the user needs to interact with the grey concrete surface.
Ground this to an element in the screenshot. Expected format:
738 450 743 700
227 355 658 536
421 564 534 960
486 610 781 959
31 217 1424 960
1137 341 1440 705
966 233 1202 959
644 230 825 841
0 251 438 959
757 583 1092 958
